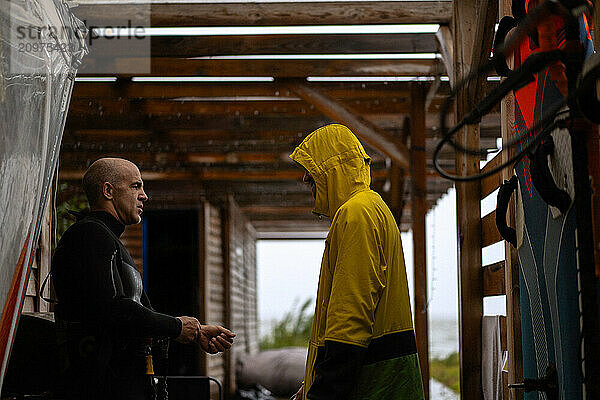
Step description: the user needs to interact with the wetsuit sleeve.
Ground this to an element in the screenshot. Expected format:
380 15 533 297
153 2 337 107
77 223 181 338
308 212 386 400
111 296 182 338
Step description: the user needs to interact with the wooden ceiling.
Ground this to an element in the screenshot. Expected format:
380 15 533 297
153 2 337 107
60 1 501 234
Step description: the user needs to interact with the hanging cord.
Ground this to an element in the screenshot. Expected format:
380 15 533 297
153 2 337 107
435 100 569 182
433 0 591 182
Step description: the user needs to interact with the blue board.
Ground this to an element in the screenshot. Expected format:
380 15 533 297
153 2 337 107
512 8 594 399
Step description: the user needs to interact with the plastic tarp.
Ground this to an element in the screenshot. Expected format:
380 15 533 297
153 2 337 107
0 0 86 387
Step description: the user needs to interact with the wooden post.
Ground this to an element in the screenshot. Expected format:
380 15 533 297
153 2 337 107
501 89 524 400
222 198 233 398
388 117 410 226
198 203 210 376
410 83 429 399
453 1 497 400
499 1 523 399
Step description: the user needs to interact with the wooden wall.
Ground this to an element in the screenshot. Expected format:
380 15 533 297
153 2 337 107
223 197 259 396
203 203 227 387
201 198 259 397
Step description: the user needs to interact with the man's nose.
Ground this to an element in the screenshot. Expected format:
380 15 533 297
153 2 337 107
140 190 149 201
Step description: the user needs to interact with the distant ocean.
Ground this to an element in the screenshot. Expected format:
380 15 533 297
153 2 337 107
430 317 459 359
430 317 459 400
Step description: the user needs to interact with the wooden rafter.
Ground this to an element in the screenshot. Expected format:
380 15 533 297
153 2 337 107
68 97 425 117
83 34 439 58
435 26 454 87
410 83 429 398
285 80 411 168
73 1 453 27
71 81 455 100
78 58 439 77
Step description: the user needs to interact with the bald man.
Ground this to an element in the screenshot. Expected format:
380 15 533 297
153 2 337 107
52 158 235 400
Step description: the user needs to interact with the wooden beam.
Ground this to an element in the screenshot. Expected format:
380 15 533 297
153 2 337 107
480 152 504 199
483 260 506 296
425 75 441 112
481 210 502 248
84 33 440 61
68 97 416 117
85 34 439 58
78 57 439 77
435 26 454 87
64 110 488 137
410 83 429 399
61 131 306 152
59 169 304 181
57 137 489 176
73 2 453 27
149 34 439 58
453 1 497 399
251 219 330 233
65 113 333 133
388 116 410 226
240 205 314 215
59 167 392 182
466 1 498 103
500 0 523 394
71 81 450 100
286 80 411 168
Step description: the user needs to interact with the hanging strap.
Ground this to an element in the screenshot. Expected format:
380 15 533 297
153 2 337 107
496 175 519 247
529 136 572 214
492 16 517 77
40 269 55 304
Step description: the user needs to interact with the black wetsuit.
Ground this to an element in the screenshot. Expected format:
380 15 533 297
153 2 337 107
52 211 181 400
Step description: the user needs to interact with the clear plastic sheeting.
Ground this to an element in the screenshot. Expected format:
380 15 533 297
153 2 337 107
0 0 87 385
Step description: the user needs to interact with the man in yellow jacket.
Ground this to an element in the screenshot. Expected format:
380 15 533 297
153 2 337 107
290 124 424 400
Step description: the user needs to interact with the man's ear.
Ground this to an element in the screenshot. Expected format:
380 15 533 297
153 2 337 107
101 182 114 200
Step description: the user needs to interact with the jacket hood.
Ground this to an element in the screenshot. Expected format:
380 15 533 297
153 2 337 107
289 124 371 217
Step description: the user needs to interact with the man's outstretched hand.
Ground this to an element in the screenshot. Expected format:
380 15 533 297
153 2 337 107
175 316 201 344
197 325 235 354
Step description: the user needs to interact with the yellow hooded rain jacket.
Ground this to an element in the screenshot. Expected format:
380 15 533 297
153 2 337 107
290 124 424 400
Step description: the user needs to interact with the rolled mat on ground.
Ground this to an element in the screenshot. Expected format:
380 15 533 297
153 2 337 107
237 347 306 397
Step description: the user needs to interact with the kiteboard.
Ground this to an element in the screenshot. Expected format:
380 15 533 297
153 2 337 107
501 1 594 399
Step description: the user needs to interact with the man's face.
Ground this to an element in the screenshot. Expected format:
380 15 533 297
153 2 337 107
111 163 148 225
303 170 316 200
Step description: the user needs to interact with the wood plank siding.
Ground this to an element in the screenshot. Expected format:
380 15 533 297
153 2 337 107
204 203 227 388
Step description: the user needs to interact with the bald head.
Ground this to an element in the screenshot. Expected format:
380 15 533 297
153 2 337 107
83 158 138 207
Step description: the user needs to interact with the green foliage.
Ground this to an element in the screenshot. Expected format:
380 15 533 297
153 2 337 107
260 298 314 350
53 182 88 245
430 351 460 392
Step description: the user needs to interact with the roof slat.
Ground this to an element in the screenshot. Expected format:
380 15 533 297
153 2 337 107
78 57 440 77
73 1 452 27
